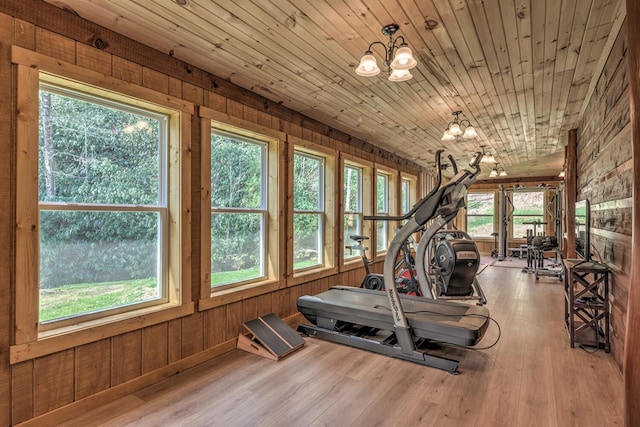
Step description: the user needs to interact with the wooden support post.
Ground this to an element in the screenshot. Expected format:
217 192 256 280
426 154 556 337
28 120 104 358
565 131 577 259
624 0 640 424
237 313 305 361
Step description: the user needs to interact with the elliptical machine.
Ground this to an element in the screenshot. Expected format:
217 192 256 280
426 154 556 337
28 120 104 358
407 154 486 305
297 149 491 372
365 153 486 305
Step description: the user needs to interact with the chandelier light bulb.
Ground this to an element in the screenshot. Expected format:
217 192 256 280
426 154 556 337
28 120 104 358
448 122 462 136
441 131 456 141
489 168 498 177
388 68 412 82
355 53 381 76
390 46 417 70
462 125 477 139
499 169 507 177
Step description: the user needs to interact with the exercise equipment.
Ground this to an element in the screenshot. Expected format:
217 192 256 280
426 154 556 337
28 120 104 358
237 313 305 360
346 234 421 296
297 151 491 373
418 229 487 305
531 235 563 280
496 185 563 262
496 185 512 260
490 231 499 258
364 155 486 305
521 220 548 273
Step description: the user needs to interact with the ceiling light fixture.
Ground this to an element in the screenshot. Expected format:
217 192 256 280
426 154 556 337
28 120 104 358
473 145 496 163
441 111 478 141
355 23 417 82
489 163 507 178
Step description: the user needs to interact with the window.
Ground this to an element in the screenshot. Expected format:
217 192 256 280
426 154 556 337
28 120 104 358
288 138 336 281
210 131 267 286
401 179 411 214
293 151 324 271
512 191 545 238
38 84 168 325
466 191 495 237
375 172 390 253
198 108 282 307
343 164 363 261
14 50 191 352
401 174 417 215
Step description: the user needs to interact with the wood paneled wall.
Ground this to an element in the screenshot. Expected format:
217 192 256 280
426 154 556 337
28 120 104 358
0 4 423 426
577 20 630 371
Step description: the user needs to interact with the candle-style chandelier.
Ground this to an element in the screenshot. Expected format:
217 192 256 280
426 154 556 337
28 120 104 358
441 111 478 141
354 23 418 82
489 163 507 177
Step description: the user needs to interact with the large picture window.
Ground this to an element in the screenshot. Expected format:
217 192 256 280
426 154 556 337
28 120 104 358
293 152 324 270
466 191 495 237
210 131 267 286
38 84 168 326
14 51 191 354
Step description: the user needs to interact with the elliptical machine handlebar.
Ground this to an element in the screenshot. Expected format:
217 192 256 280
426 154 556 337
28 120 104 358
447 154 458 174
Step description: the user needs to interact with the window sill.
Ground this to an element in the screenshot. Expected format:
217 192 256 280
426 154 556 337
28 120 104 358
340 260 365 273
373 252 388 263
10 302 194 364
290 266 339 287
198 278 283 311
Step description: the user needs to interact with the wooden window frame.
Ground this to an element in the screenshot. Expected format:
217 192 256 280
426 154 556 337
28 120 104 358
510 190 546 239
198 107 285 311
11 46 193 364
209 130 269 286
400 173 418 215
288 137 338 285
373 167 398 261
466 190 497 238
340 155 372 270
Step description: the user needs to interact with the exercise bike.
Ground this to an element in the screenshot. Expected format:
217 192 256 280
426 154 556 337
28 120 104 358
346 234 421 296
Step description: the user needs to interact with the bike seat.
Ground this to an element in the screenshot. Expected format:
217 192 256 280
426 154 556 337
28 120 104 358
350 234 369 242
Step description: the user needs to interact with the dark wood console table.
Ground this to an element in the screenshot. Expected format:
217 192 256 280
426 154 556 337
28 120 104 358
563 259 610 352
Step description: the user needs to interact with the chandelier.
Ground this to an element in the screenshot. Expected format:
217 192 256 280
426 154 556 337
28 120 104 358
355 23 417 82
441 111 478 141
489 163 507 177
472 145 495 163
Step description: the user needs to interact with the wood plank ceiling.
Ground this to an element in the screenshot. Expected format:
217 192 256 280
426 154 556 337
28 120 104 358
45 0 626 178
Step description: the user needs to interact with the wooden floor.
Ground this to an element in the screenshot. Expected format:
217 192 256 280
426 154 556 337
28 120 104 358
59 261 624 427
